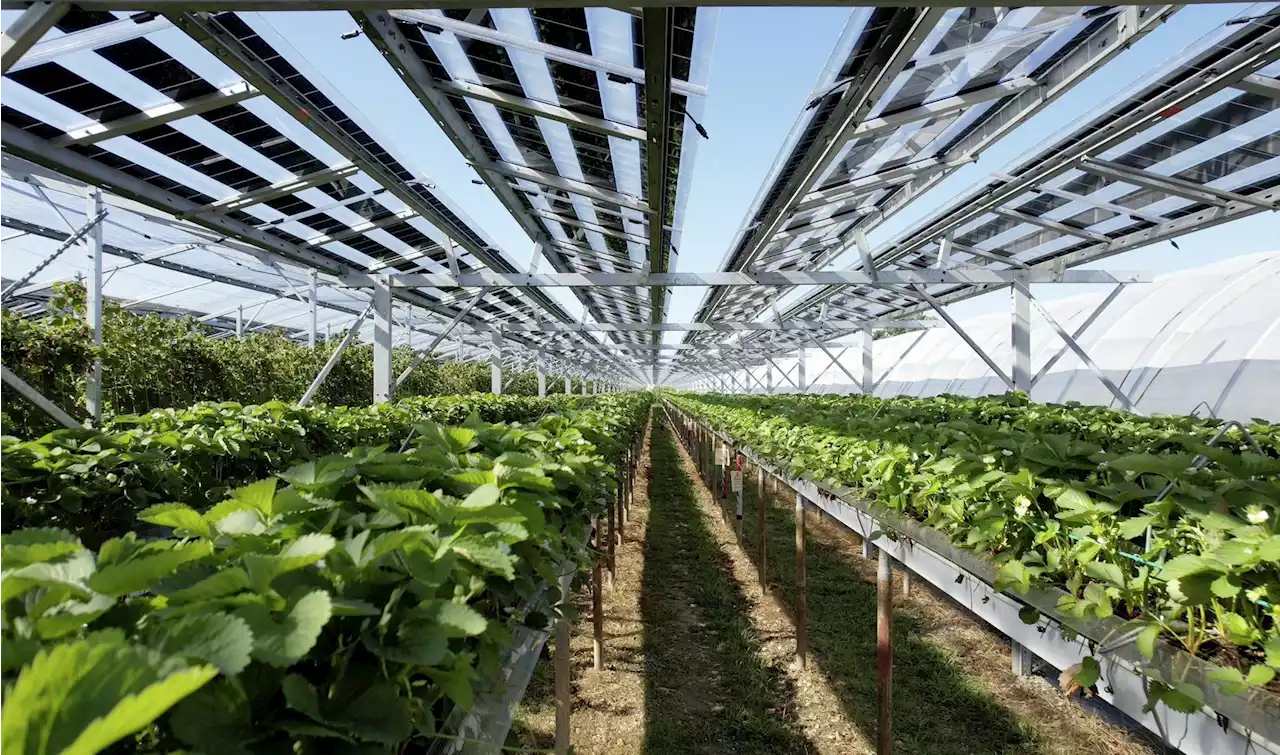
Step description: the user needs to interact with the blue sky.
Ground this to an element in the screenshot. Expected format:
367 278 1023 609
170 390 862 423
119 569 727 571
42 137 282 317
3 5 1276 334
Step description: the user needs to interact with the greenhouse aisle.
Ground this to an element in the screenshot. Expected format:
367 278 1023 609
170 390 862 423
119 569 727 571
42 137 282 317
515 413 1162 755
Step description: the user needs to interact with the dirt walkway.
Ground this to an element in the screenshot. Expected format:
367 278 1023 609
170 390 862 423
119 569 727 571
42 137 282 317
514 412 1159 755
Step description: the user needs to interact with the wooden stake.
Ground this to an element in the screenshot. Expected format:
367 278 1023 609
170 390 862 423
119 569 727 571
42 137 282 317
877 546 894 755
757 466 767 593
607 496 616 586
554 574 571 754
901 566 912 598
795 489 808 669
592 517 604 671
734 454 744 544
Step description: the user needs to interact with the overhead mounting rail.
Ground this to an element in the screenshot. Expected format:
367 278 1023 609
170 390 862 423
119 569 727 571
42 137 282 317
686 4 1177 348
354 6 715 349
0 7 595 340
773 11 1280 330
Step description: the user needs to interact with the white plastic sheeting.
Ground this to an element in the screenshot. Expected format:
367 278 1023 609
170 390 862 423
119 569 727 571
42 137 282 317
757 252 1280 422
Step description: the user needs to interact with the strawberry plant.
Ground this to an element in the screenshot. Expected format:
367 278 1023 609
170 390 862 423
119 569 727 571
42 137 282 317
1 393 650 753
668 391 1279 714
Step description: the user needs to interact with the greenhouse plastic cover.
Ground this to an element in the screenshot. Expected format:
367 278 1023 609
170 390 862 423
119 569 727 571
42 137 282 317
787 252 1280 422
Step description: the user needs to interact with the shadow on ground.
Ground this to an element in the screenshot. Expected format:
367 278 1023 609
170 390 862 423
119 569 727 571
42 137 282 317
640 418 818 755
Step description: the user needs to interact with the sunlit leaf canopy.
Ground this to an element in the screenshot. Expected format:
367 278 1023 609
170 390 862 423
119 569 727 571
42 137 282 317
1 3 1277 385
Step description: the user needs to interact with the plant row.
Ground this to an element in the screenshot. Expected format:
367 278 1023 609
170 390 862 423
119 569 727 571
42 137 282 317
668 392 1280 713
1 392 652 754
2 282 587 438
2 394 586 546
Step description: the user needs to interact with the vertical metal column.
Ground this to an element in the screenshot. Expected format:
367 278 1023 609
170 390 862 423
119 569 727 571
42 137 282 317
1012 278 1031 393
766 364 773 394
796 348 807 393
491 330 503 394
85 188 104 425
372 274 393 404
406 304 413 350
757 465 767 592
308 269 318 348
565 375 571 394
236 305 244 339
536 356 547 398
862 326 874 395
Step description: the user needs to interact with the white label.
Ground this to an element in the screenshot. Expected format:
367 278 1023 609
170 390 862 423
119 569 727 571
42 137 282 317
731 471 743 493
716 447 728 465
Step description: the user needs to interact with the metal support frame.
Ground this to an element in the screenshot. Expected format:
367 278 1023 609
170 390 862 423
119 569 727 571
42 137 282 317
393 291 485 393
1011 280 1031 393
536 356 547 398
341 269 1143 289
84 188 104 425
0 364 82 429
1 0 67 74
372 275 393 403
1033 285 1125 385
1025 290 1137 411
1 206 109 302
300 301 376 406
308 270 319 348
795 347 806 393
434 79 645 142
491 330 503 395
51 82 260 148
861 326 873 395
914 284 1015 390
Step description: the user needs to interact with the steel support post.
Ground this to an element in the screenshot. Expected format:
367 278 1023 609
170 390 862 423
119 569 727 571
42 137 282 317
1012 279 1032 393
85 188 104 425
308 269 318 348
766 365 773 394
490 330 503 395
372 275 393 404
564 375 571 395
236 305 244 339
862 326 874 395
537 357 547 398
796 348 807 393
877 547 894 755
1012 642 1037 677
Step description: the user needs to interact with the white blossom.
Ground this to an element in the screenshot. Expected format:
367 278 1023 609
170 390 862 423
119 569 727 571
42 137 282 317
1001 449 1014 457
1246 506 1270 525
1014 495 1032 518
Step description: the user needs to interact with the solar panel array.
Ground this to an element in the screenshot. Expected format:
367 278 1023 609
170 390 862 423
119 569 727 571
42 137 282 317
669 4 1280 379
684 6 1177 346
1 6 713 380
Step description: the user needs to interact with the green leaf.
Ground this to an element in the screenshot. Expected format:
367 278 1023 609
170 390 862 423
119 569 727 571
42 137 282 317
282 674 325 722
2 528 84 567
231 478 279 517
1266 636 1280 669
88 541 213 597
235 590 333 667
137 503 214 539
1018 605 1040 625
1084 561 1126 588
1 635 216 755
1074 656 1100 689
1210 573 1242 599
427 601 488 637
1218 612 1259 646
1156 554 1220 582
278 457 356 490
450 537 517 580
146 612 255 675
242 533 336 593
1136 623 1161 659
334 682 413 745
162 568 251 604
168 679 255 752
995 559 1030 594
2 550 97 603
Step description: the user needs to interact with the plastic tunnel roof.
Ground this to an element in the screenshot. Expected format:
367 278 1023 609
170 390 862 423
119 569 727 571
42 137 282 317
791 251 1280 422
